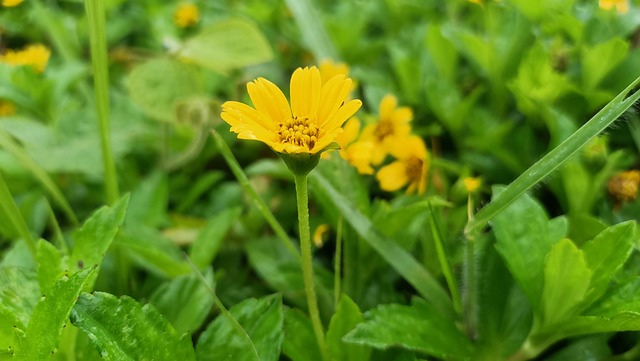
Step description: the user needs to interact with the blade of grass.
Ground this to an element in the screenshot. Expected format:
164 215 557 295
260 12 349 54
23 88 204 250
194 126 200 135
283 0 337 61
428 203 461 315
465 75 640 236
85 0 119 205
0 128 78 225
211 129 300 260
0 171 37 255
311 172 454 317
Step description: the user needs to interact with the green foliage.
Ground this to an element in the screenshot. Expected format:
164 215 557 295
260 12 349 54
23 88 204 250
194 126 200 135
70 292 196 361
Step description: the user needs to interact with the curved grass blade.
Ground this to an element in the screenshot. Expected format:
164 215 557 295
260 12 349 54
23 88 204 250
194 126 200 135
465 74 640 236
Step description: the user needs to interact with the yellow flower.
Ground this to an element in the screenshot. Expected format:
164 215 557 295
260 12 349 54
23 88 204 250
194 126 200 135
319 59 357 93
463 177 481 194
599 0 629 14
313 224 330 247
0 44 51 73
0 100 16 117
360 94 413 165
608 170 640 202
2 0 23 7
333 117 374 174
174 3 200 28
221 66 362 155
376 135 429 194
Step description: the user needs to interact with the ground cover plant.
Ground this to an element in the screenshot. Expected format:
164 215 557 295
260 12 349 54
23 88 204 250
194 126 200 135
1 0 640 360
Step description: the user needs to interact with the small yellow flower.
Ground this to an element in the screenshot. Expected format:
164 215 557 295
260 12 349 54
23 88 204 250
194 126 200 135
313 224 330 247
360 94 413 165
599 0 629 14
333 117 374 174
463 177 482 194
221 66 362 155
2 0 23 7
174 3 200 28
376 135 429 194
0 44 51 73
608 170 640 202
0 100 16 117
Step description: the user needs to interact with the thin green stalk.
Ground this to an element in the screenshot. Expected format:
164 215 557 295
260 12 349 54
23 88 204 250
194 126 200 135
0 172 37 255
294 173 330 361
45 199 68 254
465 74 640 236
211 130 300 260
85 0 119 205
333 216 343 309
428 203 461 314
0 128 78 225
185 257 260 361
284 0 337 61
462 234 477 339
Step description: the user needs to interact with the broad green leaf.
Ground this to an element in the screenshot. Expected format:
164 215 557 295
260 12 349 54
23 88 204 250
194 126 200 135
0 305 24 351
196 294 283 361
127 58 203 122
283 0 336 60
582 38 629 90
149 270 214 335
582 221 636 305
546 335 611 361
344 298 474 359
0 267 39 329
35 239 65 295
567 213 607 245
68 195 129 278
116 226 191 278
493 188 564 312
70 292 196 361
540 239 591 328
282 307 322 361
178 18 272 73
21 268 95 360
425 24 457 82
311 173 452 316
126 172 168 228
189 207 241 269
585 277 640 318
326 295 370 361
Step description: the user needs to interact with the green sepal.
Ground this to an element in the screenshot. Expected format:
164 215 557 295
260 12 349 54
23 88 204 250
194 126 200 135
278 142 339 176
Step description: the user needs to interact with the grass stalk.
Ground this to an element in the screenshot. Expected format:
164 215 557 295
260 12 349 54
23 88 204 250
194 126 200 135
0 172 37 255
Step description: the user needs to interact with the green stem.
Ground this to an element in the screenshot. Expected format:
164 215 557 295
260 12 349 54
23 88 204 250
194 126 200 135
45 199 69 255
85 0 119 205
294 173 330 361
211 129 300 260
465 74 640 236
0 172 37 255
463 234 477 339
334 216 343 309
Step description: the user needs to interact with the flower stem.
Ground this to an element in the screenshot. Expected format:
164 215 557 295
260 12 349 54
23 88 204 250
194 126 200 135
293 173 330 361
334 216 343 309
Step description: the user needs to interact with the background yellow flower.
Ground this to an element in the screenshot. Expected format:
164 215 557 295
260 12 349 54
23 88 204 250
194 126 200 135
174 3 200 28
2 0 23 7
0 44 51 73
599 0 629 14
376 135 429 194
360 94 413 165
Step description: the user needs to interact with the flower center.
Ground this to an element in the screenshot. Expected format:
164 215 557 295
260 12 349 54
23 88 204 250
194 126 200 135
373 120 394 141
277 116 319 150
405 156 423 181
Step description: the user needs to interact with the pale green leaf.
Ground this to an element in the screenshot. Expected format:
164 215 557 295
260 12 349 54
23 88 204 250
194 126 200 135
282 307 322 361
189 207 241 269
35 239 65 295
326 295 370 361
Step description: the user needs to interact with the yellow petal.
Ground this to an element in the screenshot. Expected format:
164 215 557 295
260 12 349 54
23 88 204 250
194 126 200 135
387 135 428 160
290 67 322 119
335 117 360 149
379 95 398 121
322 99 362 133
317 75 351 127
377 161 409 191
221 101 277 142
247 78 291 127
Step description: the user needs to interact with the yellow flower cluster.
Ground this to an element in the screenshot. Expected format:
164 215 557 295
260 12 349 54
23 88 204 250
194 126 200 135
174 3 200 28
2 0 23 7
317 61 429 194
0 44 51 73
608 170 640 202
0 100 16 117
599 0 629 14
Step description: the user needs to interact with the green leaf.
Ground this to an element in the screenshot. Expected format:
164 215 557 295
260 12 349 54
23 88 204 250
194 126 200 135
126 172 168 228
0 267 39 330
22 267 96 359
149 270 214 335
326 295 370 361
582 221 636 305
196 294 283 361
0 305 24 351
546 335 611 361
70 292 196 361
344 298 474 359
493 188 565 312
282 307 322 361
283 0 336 60
116 226 191 278
35 240 65 295
540 239 591 328
310 173 453 316
582 38 629 90
189 207 241 269
178 18 273 73
68 195 129 278
127 58 203 122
